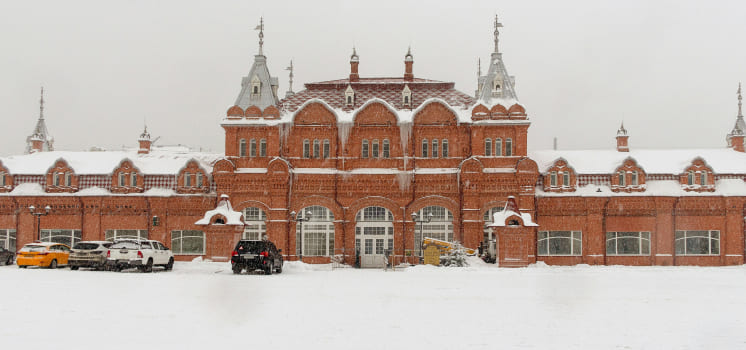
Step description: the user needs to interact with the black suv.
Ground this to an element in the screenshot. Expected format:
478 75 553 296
231 239 283 275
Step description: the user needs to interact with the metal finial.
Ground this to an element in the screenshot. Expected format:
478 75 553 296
478 58 482 77
255 17 265 55
39 86 45 120
617 121 627 136
738 82 743 117
285 60 294 93
494 14 503 53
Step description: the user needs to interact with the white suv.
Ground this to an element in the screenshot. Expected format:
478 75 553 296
106 240 174 272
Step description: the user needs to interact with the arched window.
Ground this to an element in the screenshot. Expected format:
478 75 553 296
313 139 320 158
687 171 694 186
303 139 310 158
422 139 429 158
442 139 449 158
505 138 513 156
372 140 379 158
700 172 707 186
485 138 492 156
119 173 126 187
53 173 60 186
382 139 390 158
550 171 557 187
631 171 638 186
347 96 352 105
562 172 570 186
196 173 203 187
356 206 394 267
130 173 137 187
415 206 454 256
619 171 626 186
0 173 6 187
243 207 267 241
239 139 247 157
250 139 257 157
362 139 369 158
296 206 335 257
495 138 502 156
432 139 438 158
323 139 330 159
185 173 192 187
260 139 267 157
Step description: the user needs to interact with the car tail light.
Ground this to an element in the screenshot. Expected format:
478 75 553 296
106 250 111 258
231 251 238 257
37 252 48 256
260 251 269 257
137 251 143 259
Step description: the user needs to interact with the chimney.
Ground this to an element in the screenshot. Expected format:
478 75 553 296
138 126 152 154
349 47 359 82
616 123 629 152
404 47 414 81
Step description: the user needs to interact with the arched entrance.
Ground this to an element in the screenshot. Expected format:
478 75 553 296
242 207 267 240
483 206 504 263
295 205 335 257
415 206 454 257
355 206 394 268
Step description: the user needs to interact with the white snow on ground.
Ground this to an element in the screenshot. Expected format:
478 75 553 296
1 258 745 349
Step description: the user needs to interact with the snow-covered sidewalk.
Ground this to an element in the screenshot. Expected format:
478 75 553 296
1 258 745 349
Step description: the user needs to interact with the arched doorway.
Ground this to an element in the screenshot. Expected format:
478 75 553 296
482 206 504 263
415 206 454 257
296 206 335 257
355 206 394 268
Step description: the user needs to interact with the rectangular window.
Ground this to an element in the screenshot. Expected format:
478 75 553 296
362 140 369 158
303 139 310 158
700 172 707 186
382 139 390 158
53 173 60 186
105 229 148 241
250 139 257 157
313 139 320 158
562 172 569 186
687 171 694 185
0 173 5 187
619 171 626 186
40 229 82 247
505 138 513 156
537 231 582 256
130 173 137 187
119 173 126 187
485 139 492 156
0 229 17 251
260 139 267 157
171 230 205 255
196 173 203 187
442 139 448 158
239 139 246 157
65 173 72 187
185 173 192 187
550 172 557 187
372 140 379 158
323 139 330 159
606 232 651 255
422 139 428 158
432 139 438 158
675 230 720 255
631 171 638 186
365 239 373 255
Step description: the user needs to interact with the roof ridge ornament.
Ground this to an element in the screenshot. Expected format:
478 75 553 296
351 46 359 62
39 86 45 120
285 59 294 97
494 14 503 54
617 122 628 136
738 82 742 117
254 17 264 56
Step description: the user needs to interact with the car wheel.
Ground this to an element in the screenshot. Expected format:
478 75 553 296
49 259 58 269
19 265 27 268
143 259 153 273
70 266 79 270
265 261 274 275
6 256 12 265
276 261 283 274
165 257 174 271
232 264 242 274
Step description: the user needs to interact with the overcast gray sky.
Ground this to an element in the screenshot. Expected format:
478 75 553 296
1 0 745 156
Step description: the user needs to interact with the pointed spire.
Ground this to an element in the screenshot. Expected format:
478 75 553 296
617 122 628 136
405 46 413 62
493 14 503 54
139 124 151 141
738 82 742 117
39 87 45 120
255 17 265 56
285 60 295 97
350 46 359 62
478 58 482 77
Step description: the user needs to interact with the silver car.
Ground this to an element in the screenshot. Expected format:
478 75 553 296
69 241 113 270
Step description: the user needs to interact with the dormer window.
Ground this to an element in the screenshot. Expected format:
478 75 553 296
345 85 355 107
176 160 209 194
492 75 504 97
612 158 646 192
130 173 137 187
118 173 126 187
250 75 261 98
46 160 77 193
550 172 557 187
402 85 412 107
0 172 5 187
681 158 715 192
562 172 570 186
544 159 576 193
618 171 626 186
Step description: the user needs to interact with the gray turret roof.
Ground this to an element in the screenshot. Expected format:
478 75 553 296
233 19 280 110
476 15 519 105
25 87 54 154
726 83 744 147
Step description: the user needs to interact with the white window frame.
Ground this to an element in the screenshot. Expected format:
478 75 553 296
296 206 335 257
537 231 582 256
675 230 720 256
495 138 502 156
313 139 320 158
362 139 369 158
250 139 257 157
606 231 651 256
0 229 17 251
105 229 148 241
415 206 454 256
40 229 82 247
432 139 438 158
442 139 449 158
303 139 310 158
562 172 570 187
322 139 330 159
119 173 126 187
243 207 267 241
372 140 379 158
171 230 206 255
550 172 557 187
505 138 513 156
260 139 267 157
382 139 390 159
130 172 137 187
484 138 492 156
239 139 247 157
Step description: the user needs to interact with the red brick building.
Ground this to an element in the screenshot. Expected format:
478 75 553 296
1 17 744 267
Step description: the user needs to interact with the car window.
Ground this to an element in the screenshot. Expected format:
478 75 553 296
20 245 46 252
110 242 139 250
235 241 264 253
140 242 153 249
159 243 169 250
102 243 113 248
74 243 100 250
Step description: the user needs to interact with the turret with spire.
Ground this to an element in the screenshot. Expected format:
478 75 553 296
285 60 295 98
404 47 414 81
26 87 54 154
727 83 745 151
138 125 152 154
616 122 629 152
476 15 518 104
233 17 280 111
349 47 360 82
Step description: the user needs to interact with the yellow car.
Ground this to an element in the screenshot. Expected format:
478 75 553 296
17 242 71 269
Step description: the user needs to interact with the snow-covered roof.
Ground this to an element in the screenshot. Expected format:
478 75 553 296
2 183 181 197
195 195 244 226
531 148 746 175
488 210 538 227
537 179 746 197
0 148 222 176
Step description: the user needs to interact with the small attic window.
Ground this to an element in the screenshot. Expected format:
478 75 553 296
492 75 503 98
345 85 355 107
251 75 261 98
402 85 412 107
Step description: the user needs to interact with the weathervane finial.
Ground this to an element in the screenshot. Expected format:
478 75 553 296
39 86 45 120
478 57 482 77
738 82 743 117
494 14 503 53
255 17 265 55
286 59 294 93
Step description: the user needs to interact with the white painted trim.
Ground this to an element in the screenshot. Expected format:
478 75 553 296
655 254 673 257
